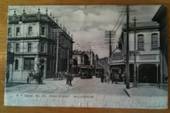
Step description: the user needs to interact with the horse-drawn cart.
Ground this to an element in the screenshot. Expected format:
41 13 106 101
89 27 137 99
27 71 43 84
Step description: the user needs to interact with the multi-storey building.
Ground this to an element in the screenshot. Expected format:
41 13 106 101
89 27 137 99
115 22 161 83
71 50 97 76
152 5 168 84
7 9 73 82
58 29 73 73
72 50 95 66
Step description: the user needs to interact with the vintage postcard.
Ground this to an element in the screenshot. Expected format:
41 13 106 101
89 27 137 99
4 5 168 108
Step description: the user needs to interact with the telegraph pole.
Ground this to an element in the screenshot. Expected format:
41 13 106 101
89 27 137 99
109 31 112 57
105 30 115 57
105 30 115 81
133 17 137 87
126 5 130 89
55 28 62 78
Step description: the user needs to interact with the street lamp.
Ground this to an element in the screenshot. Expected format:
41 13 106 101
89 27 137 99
55 28 63 78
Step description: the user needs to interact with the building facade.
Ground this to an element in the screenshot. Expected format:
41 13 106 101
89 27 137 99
71 50 97 76
7 9 73 82
118 22 161 83
152 5 168 83
58 29 73 73
108 49 125 79
72 50 96 66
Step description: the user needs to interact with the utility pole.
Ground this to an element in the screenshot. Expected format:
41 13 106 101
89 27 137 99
105 30 115 57
126 5 130 89
105 30 115 81
67 48 70 72
109 31 112 57
55 28 62 78
133 17 137 87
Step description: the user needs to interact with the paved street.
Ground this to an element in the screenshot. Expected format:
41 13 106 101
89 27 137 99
5 76 168 108
6 77 126 95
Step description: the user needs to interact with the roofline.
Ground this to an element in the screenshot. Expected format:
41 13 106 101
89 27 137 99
122 21 159 31
152 5 167 22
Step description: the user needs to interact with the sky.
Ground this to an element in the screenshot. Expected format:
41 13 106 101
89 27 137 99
8 5 160 58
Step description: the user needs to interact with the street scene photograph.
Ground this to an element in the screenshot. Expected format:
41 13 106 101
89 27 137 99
4 5 168 108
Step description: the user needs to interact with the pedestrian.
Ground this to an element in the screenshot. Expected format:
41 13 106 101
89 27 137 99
69 73 73 86
65 72 69 85
58 72 61 80
110 72 114 84
27 70 34 84
121 72 126 84
114 71 119 84
100 73 104 83
37 64 43 84
6 70 9 83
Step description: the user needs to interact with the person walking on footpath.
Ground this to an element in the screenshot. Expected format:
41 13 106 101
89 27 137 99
68 73 73 86
65 72 69 85
114 71 119 84
100 73 104 83
65 72 73 86
110 72 114 84
121 71 126 84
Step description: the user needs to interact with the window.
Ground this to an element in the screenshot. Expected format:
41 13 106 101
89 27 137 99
16 43 20 52
8 43 11 51
28 43 32 52
28 26 32 35
151 33 159 50
8 27 12 36
16 27 20 36
15 59 19 70
40 43 44 52
24 58 34 70
41 26 45 35
137 34 144 51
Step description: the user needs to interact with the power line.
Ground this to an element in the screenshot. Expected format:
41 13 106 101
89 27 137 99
114 14 126 32
112 7 126 31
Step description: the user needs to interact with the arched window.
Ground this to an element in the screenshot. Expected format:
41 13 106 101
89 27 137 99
137 34 144 51
15 59 19 70
151 33 159 50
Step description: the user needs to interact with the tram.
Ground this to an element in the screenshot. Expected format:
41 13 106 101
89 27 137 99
79 66 93 79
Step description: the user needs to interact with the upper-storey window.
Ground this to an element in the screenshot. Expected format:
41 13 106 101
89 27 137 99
28 43 32 52
41 26 45 35
8 27 12 36
137 34 144 51
16 27 20 36
40 43 44 52
28 26 33 35
7 43 11 51
15 43 20 52
151 33 159 50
